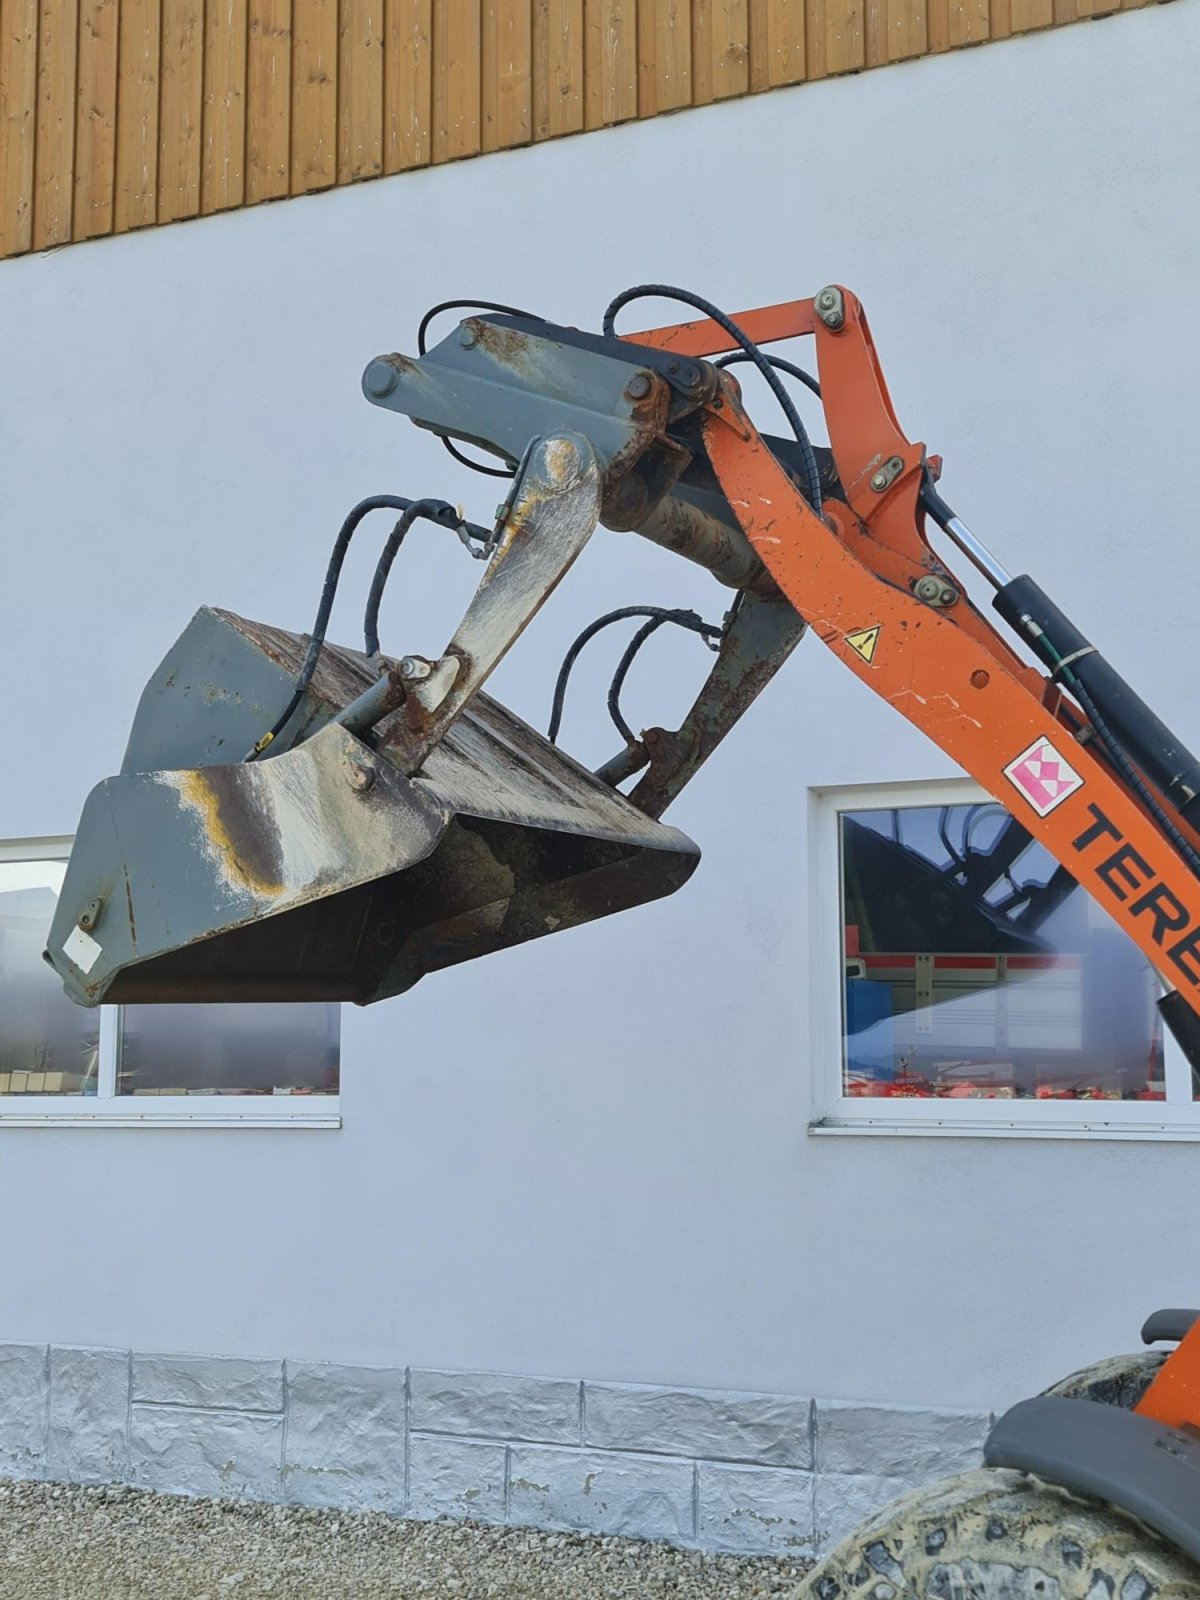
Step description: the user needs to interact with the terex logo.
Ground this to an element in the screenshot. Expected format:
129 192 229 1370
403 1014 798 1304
1005 737 1084 817
1072 803 1200 987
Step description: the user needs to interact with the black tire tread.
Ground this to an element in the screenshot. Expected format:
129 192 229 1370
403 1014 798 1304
805 1466 1200 1599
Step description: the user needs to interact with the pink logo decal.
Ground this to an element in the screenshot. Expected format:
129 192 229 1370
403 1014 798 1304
1003 738 1084 817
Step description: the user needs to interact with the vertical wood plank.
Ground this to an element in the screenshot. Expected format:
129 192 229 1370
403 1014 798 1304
291 0 336 192
805 0 828 78
748 0 768 88
384 0 432 170
245 0 291 200
159 0 205 220
652 0 691 111
637 0 656 107
750 0 802 86
73 0 119 238
661 0 692 109
638 0 690 114
987 0 1009 37
0 0 39 255
710 0 748 96
482 0 531 149
339 0 384 179
584 0 636 127
864 0 887 65
1010 0 1051 29
114 0 160 231
927 0 951 52
432 0 481 160
534 0 584 138
34 0 79 248
691 0 712 104
889 0 926 56
824 0 864 73
203 0 248 211
948 0 987 44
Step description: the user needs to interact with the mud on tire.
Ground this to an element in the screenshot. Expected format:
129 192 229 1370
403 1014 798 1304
1041 1351 1166 1411
804 1466 1200 1599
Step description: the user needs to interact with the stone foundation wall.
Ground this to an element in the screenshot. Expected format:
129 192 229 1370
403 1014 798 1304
0 1344 992 1555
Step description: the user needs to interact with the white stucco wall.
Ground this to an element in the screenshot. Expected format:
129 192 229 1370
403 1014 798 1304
1 0 1198 1417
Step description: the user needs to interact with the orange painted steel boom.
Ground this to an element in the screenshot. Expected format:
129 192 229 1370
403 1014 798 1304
632 290 1200 1038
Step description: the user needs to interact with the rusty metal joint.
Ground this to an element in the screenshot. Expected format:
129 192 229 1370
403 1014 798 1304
401 655 462 727
594 742 650 787
334 666 408 736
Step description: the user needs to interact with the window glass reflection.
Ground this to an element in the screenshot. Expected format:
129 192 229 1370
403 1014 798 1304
841 804 1163 1101
0 860 98 1093
118 1002 339 1096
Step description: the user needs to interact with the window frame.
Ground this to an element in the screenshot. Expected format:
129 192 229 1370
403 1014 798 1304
808 779 1200 1141
0 837 340 1129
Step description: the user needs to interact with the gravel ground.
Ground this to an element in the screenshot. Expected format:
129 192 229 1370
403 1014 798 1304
0 1480 814 1600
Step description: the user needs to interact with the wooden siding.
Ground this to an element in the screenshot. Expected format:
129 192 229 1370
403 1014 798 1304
0 0 1147 259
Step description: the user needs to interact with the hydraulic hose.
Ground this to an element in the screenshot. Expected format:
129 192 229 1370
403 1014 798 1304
244 495 417 760
602 285 824 514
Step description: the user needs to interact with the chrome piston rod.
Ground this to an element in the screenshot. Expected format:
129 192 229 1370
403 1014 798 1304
919 480 1012 589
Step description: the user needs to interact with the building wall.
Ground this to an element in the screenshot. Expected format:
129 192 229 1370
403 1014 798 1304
0 0 1198 1541
0 0 1152 258
0 1343 992 1552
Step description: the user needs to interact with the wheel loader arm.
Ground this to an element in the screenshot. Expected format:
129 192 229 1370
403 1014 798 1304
45 283 1200 1054
368 288 1200 1042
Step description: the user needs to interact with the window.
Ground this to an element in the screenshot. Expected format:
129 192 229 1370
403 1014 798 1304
0 840 339 1126
811 782 1200 1138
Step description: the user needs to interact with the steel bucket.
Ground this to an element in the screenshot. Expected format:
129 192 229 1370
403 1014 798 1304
44 607 700 1006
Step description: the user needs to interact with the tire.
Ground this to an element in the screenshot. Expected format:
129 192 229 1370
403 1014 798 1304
1041 1351 1166 1411
804 1467 1200 1599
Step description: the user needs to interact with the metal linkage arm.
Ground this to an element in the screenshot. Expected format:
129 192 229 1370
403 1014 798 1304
366 286 1200 1035
596 589 807 820
379 433 603 775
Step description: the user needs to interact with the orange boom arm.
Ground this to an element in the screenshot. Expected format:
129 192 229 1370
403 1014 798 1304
632 289 1200 1036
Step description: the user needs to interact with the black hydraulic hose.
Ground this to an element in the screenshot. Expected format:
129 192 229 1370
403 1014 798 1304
362 499 468 659
1058 662 1200 1080
606 616 712 745
244 495 417 760
416 298 539 356
608 618 672 744
1059 663 1200 881
995 574 1200 834
417 299 540 479
601 285 824 513
549 605 721 746
715 350 822 400
1001 599 1200 877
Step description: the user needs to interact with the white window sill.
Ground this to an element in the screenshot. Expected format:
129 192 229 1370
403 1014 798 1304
0 1098 341 1129
810 1115 1200 1142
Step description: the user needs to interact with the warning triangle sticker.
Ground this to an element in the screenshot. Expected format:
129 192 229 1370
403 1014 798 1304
844 625 880 664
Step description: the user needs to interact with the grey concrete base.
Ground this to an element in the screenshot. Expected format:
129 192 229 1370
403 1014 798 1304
0 1342 991 1555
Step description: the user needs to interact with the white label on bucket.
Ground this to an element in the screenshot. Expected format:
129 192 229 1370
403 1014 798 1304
63 925 103 974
